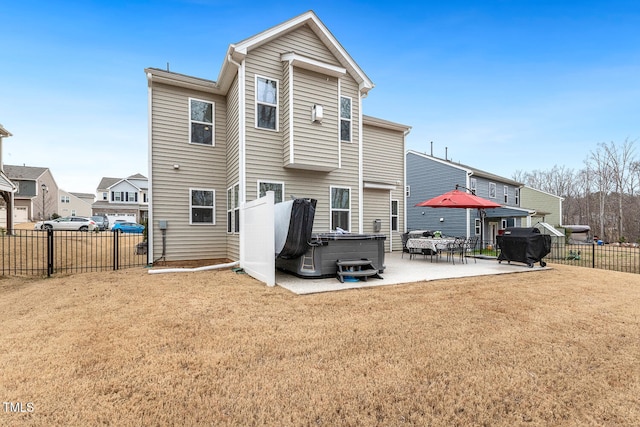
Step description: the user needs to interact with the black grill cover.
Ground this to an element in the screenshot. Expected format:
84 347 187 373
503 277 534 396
496 227 551 266
277 198 317 259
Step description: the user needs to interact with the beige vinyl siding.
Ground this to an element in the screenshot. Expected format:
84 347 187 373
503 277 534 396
225 76 240 259
520 187 562 227
362 188 391 252
242 26 361 233
290 67 339 168
363 122 406 251
150 82 228 261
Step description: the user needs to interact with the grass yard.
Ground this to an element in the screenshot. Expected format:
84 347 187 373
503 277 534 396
1 263 639 426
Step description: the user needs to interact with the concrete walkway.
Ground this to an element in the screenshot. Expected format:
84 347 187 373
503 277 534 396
276 251 549 295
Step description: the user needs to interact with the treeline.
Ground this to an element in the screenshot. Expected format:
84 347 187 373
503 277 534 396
513 138 640 243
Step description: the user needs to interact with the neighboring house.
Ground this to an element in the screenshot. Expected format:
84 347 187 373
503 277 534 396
92 174 149 223
58 189 93 218
519 186 563 228
0 124 17 230
4 164 58 222
146 11 410 263
406 150 532 246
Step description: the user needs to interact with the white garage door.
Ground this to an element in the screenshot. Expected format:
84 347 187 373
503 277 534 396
14 207 28 224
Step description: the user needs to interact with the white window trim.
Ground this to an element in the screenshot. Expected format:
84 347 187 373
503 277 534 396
330 186 351 232
189 188 216 225
405 185 410 198
255 75 279 131
515 188 520 205
470 178 477 192
257 180 285 204
188 97 215 146
227 184 239 233
475 218 481 235
503 185 508 204
489 182 496 199
340 95 352 143
391 199 399 232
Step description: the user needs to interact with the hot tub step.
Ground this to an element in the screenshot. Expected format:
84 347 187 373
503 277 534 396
336 259 383 283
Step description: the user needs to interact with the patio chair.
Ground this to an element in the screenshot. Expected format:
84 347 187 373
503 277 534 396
445 237 465 264
461 236 479 264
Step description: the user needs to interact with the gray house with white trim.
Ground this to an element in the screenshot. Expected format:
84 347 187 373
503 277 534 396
146 11 410 263
406 150 532 246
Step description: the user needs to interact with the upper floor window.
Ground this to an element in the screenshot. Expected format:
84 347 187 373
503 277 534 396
112 191 138 203
60 195 70 203
515 188 520 205
102 192 107 201
504 185 509 203
330 186 350 232
256 76 278 130
470 178 477 193
190 99 214 145
191 189 215 224
489 182 496 199
258 181 284 204
405 185 410 198
340 96 352 142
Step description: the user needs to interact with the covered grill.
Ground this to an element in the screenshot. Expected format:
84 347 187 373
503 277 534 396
496 227 551 268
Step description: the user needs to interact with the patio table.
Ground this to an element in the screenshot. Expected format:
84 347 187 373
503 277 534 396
406 238 455 260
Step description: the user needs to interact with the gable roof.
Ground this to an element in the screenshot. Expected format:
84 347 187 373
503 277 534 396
4 164 48 180
97 174 147 191
227 10 373 96
146 11 374 97
0 124 12 138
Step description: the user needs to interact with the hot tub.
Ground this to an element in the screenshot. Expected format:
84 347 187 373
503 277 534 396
276 233 386 278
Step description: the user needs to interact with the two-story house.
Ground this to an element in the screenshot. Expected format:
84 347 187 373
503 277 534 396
406 150 533 246
0 124 17 230
4 165 58 222
92 174 149 223
519 186 563 228
58 190 93 218
146 11 410 264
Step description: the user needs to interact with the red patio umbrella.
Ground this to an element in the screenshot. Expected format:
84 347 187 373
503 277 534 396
414 186 502 248
415 189 502 209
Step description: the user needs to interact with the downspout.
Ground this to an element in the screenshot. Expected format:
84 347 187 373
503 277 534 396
146 72 155 263
228 54 246 262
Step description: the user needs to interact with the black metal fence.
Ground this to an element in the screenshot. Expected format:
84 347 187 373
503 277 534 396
1 229 148 277
479 239 640 274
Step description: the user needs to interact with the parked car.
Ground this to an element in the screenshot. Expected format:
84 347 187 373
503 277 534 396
91 215 109 231
34 216 97 231
111 222 145 234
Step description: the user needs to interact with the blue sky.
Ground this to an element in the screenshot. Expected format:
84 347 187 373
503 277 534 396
1 1 639 193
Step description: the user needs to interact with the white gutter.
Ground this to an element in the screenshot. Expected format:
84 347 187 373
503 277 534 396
148 260 240 274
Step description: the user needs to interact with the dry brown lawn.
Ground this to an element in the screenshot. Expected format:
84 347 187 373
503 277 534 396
1 263 639 426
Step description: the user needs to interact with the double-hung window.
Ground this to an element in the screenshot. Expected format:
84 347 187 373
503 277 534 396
227 184 239 233
258 181 284 204
340 96 351 142
330 186 350 231
256 76 278 130
489 182 496 199
190 99 214 145
515 188 520 205
190 189 215 224
503 186 509 203
475 219 481 235
470 178 477 193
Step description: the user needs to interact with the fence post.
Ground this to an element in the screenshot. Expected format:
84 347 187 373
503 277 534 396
113 231 119 271
47 228 54 277
592 243 595 269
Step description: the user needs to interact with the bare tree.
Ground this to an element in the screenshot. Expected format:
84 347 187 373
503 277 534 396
586 145 613 241
602 138 636 242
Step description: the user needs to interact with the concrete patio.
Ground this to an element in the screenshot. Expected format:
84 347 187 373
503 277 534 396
276 251 550 295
